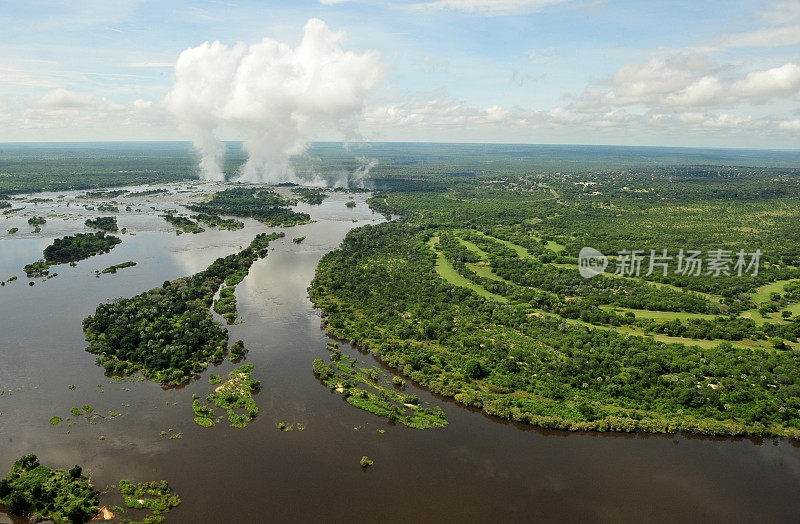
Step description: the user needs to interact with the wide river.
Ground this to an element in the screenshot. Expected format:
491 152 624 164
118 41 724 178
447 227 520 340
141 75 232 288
1 183 799 523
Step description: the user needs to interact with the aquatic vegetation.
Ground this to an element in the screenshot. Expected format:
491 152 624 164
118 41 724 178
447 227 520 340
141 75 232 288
293 236 306 244
99 261 137 274
192 363 260 428
360 456 374 467
118 479 181 523
83 232 283 386
0 454 99 523
345 200 356 208
209 374 222 385
49 416 62 425
7 227 18 234
162 213 205 234
312 344 448 430
84 216 118 232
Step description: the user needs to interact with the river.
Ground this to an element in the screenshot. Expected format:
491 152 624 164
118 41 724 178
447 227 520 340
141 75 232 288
0 183 799 522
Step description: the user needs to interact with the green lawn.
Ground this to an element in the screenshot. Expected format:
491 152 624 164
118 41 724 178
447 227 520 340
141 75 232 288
428 237 507 302
599 306 718 321
751 278 800 303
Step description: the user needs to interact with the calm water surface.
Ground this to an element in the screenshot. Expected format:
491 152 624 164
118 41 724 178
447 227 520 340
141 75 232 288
0 184 799 523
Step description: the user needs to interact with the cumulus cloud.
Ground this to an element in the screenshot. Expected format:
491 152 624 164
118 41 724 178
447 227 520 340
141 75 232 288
164 19 384 183
731 63 800 100
571 57 800 112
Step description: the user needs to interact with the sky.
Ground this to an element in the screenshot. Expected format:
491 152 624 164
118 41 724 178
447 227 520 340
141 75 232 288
0 0 799 149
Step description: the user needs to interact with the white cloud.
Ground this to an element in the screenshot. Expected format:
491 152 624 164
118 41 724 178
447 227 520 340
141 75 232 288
31 88 125 111
319 0 353 4
731 63 800 100
665 76 727 108
404 0 567 15
571 57 800 112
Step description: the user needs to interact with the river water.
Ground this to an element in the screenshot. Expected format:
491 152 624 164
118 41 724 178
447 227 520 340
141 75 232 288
0 184 799 523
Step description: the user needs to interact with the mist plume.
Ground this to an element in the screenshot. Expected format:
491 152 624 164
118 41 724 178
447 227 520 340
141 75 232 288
164 19 383 184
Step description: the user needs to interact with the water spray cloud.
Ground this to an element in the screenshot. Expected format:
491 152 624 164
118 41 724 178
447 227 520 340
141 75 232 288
164 19 383 184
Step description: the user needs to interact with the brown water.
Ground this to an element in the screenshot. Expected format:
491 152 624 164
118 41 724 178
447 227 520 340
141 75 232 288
1 185 799 523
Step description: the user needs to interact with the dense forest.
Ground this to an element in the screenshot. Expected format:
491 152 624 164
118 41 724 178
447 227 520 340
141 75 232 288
187 187 310 226
83 232 284 385
84 216 118 232
42 232 121 263
290 187 328 204
0 454 99 523
310 167 800 438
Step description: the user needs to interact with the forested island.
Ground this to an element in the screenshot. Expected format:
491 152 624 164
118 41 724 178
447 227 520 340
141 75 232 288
187 187 310 226
83 231 283 385
193 213 244 230
0 454 98 523
85 216 118 232
99 261 137 274
162 213 205 234
43 232 121 263
291 187 328 204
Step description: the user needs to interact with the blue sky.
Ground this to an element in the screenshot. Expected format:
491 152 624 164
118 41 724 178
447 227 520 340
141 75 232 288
1 0 799 148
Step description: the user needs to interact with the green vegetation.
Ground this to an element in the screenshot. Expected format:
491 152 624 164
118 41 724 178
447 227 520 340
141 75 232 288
360 456 374 468
309 166 800 438
0 454 99 523
84 216 118 232
49 416 62 425
291 187 328 205
43 232 121 263
162 213 205 234
28 216 46 233
83 232 283 386
345 200 356 208
229 340 248 360
96 203 119 213
187 187 310 226
293 236 306 244
193 213 244 230
192 363 260 428
118 479 181 523
213 285 238 324
23 260 52 278
312 342 448 430
99 261 137 274
7 227 18 234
